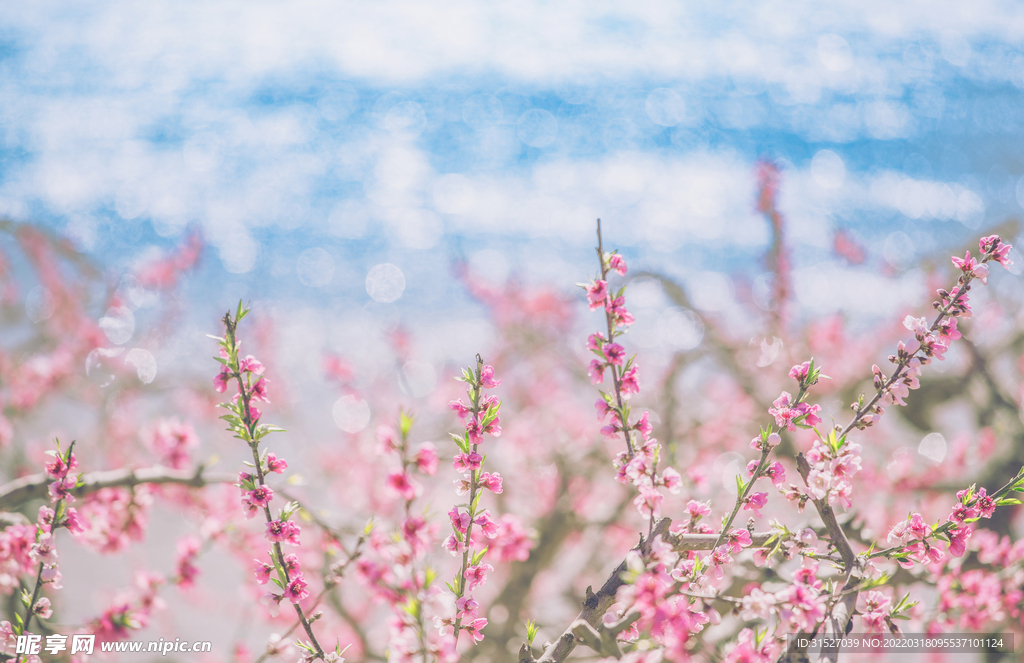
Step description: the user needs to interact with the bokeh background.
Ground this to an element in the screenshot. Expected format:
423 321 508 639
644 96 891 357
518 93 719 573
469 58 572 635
3 2 1024 662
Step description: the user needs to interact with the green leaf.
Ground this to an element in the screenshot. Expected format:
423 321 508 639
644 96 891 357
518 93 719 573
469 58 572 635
997 498 1022 506
735 474 746 495
526 620 539 647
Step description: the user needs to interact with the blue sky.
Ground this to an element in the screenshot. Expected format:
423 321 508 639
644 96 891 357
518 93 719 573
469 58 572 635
2 1 1024 343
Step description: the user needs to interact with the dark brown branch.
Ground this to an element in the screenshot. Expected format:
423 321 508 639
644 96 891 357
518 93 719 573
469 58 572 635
0 466 235 510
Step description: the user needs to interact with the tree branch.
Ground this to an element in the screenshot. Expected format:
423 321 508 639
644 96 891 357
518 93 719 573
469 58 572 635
0 466 235 511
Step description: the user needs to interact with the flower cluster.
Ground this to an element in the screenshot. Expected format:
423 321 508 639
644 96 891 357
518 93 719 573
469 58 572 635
443 359 502 646
853 234 1014 430
783 430 862 512
0 442 83 660
214 303 325 661
357 414 457 663
586 246 683 527
885 474 1024 569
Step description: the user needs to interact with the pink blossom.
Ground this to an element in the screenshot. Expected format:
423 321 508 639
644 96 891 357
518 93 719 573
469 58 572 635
386 470 419 501
244 485 274 510
253 559 273 585
250 377 270 403
979 234 1013 267
742 492 768 518
739 588 775 621
788 361 810 382
260 592 284 617
213 367 230 393
479 364 501 388
239 355 265 375
32 597 52 619
47 474 76 503
586 280 609 310
620 365 639 395
266 520 301 546
44 451 77 479
443 533 466 556
951 250 978 274
768 392 798 430
628 412 651 441
727 529 752 554
31 533 58 564
948 525 972 557
64 507 85 535
448 507 471 534
448 399 471 419
285 574 309 603
974 487 996 518
660 467 682 494
456 596 480 621
587 332 606 351
453 452 483 472
414 443 438 475
479 471 503 494
607 254 627 275
489 514 534 562
604 343 625 366
474 511 499 538
265 453 288 474
587 359 605 385
607 296 635 327
937 317 961 341
687 500 711 520
462 618 488 643
464 564 493 591
859 591 892 633
633 484 663 518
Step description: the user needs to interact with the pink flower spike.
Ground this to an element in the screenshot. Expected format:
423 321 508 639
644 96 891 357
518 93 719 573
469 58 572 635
480 364 501 388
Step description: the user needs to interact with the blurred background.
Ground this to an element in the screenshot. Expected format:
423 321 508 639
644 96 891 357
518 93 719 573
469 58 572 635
2 2 1024 662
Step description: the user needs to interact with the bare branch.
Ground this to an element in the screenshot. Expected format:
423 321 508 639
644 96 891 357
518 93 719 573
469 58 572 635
0 466 235 511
